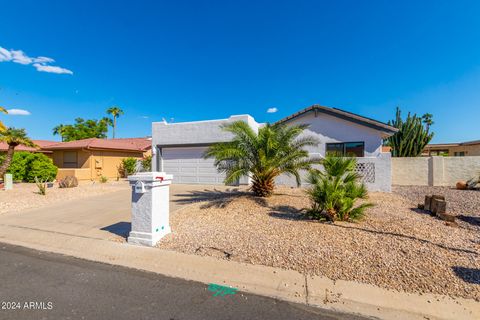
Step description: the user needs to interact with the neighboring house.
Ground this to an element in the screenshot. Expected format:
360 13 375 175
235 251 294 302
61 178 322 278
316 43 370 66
151 105 397 191
41 137 152 180
423 140 480 157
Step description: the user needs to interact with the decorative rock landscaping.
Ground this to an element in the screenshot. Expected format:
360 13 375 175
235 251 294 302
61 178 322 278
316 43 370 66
158 186 480 301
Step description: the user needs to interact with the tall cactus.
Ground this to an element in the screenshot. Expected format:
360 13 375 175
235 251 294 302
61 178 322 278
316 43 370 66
386 107 434 157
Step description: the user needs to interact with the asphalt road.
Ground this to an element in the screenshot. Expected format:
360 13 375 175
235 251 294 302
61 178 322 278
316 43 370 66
0 243 366 320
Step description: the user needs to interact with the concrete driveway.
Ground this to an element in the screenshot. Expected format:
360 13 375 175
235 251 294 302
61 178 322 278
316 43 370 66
0 184 246 241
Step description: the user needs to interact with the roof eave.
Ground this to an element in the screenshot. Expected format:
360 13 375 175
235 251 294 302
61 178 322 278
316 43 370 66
276 105 399 135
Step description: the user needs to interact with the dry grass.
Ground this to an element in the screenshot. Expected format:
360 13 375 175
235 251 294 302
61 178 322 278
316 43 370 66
158 186 480 300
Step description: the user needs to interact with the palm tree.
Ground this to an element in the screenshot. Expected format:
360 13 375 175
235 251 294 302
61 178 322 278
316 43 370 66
0 127 36 178
106 106 124 138
305 156 373 222
421 113 434 133
100 117 113 139
52 124 66 141
0 107 8 132
204 121 320 197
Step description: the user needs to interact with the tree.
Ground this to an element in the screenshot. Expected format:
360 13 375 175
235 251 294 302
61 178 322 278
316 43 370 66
106 106 124 138
422 113 434 132
52 118 109 141
52 124 66 141
305 156 373 222
0 127 36 178
0 107 7 132
204 121 320 197
386 107 434 157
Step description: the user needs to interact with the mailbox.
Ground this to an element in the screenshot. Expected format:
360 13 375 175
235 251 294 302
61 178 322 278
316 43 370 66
127 172 173 246
134 181 146 194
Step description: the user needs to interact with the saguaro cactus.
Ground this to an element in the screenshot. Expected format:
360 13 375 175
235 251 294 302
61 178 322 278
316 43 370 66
386 107 434 157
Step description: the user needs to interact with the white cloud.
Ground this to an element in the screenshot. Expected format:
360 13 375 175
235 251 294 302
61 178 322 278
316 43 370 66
0 46 73 75
33 63 73 75
267 107 278 113
0 47 12 61
6 108 31 116
11 50 32 64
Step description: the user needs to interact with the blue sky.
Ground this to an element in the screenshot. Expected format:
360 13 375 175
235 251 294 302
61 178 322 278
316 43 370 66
1 0 479 143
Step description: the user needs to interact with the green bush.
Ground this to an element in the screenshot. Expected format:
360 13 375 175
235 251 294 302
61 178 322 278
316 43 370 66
25 154 58 182
5 152 29 181
141 155 152 172
120 157 137 177
1 152 57 182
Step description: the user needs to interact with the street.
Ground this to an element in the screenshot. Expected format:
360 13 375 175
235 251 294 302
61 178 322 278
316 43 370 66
0 243 365 320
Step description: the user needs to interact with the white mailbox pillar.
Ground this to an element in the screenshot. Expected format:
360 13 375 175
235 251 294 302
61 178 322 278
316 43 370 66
127 172 173 246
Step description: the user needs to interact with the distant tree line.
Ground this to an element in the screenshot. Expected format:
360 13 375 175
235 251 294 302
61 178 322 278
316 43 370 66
53 106 124 142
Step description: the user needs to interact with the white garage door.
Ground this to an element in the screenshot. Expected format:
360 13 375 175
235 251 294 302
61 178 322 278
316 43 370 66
161 146 226 184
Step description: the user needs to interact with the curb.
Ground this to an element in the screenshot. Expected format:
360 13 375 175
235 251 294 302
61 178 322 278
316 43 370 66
0 224 478 320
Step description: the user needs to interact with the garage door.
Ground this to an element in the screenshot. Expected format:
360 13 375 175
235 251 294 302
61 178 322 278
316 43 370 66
161 147 226 184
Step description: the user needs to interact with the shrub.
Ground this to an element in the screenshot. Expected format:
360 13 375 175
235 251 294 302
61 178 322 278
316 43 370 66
4 152 29 181
99 175 108 183
25 153 58 182
120 157 137 177
305 156 374 222
141 155 152 172
59 176 78 188
0 152 57 182
34 176 47 195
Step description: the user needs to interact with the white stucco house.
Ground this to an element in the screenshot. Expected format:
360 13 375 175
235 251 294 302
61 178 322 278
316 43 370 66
151 105 398 191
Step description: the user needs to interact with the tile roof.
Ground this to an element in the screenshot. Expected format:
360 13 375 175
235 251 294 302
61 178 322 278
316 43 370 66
426 140 480 147
43 137 152 152
0 140 57 153
276 104 398 134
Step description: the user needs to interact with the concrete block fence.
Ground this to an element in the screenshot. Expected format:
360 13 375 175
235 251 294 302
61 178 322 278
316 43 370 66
392 156 480 186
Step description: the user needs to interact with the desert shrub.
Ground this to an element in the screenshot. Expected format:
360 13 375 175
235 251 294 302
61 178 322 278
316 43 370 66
120 157 137 177
59 176 78 188
305 155 373 222
34 176 47 195
141 155 152 172
99 175 108 183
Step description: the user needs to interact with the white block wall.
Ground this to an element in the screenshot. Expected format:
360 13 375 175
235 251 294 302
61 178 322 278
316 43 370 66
392 156 480 186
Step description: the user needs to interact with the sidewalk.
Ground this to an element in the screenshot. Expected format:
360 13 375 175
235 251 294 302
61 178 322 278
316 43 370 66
0 221 478 320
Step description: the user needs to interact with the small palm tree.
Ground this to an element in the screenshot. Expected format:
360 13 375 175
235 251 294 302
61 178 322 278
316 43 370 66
0 107 8 132
0 127 36 178
106 106 124 138
305 156 373 222
204 121 320 197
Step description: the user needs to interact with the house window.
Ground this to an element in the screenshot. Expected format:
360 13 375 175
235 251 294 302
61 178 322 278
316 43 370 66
326 142 365 157
429 150 449 156
63 151 78 168
454 151 465 157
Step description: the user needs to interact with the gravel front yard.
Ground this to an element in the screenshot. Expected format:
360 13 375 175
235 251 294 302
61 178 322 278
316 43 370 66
0 181 130 214
158 186 480 301
393 185 480 230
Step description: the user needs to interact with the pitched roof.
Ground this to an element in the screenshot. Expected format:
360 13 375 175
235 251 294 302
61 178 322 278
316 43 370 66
276 104 398 134
0 140 56 153
33 140 59 148
426 139 480 148
43 137 152 152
